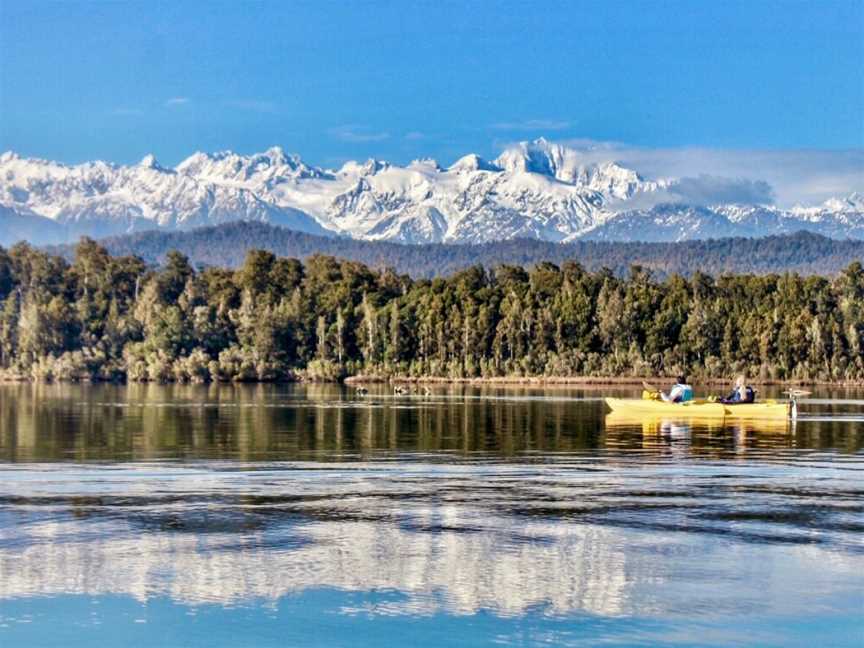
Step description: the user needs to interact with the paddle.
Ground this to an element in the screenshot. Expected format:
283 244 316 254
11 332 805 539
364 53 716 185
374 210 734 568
783 389 812 398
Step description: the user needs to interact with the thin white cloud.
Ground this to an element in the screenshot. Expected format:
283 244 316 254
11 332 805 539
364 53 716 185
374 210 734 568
329 125 390 143
404 131 425 141
669 175 775 205
165 97 190 107
491 119 571 132
552 139 864 208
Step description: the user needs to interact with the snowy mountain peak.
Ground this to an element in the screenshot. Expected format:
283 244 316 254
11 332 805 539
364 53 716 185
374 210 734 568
492 139 650 201
577 161 647 201
336 158 391 177
448 154 501 173
495 138 564 176
823 191 864 213
175 151 217 174
1 141 861 248
174 148 326 182
359 159 389 176
253 146 306 170
408 158 443 172
138 154 163 170
264 145 286 160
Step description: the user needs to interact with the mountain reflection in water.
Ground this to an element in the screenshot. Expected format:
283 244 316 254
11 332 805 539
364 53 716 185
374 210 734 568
0 383 862 647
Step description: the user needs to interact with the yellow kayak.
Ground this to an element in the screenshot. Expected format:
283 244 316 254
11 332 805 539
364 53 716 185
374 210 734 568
604 397 791 420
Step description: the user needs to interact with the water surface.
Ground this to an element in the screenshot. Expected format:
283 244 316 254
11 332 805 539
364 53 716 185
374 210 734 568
1 383 862 647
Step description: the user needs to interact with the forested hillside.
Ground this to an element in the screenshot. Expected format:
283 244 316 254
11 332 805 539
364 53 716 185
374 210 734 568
2 239 863 383
49 222 864 278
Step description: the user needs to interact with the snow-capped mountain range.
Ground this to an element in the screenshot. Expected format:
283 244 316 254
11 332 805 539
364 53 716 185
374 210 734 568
1 138 862 246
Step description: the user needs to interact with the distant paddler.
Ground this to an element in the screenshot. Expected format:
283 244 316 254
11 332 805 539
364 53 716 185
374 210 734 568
642 376 693 403
720 375 755 405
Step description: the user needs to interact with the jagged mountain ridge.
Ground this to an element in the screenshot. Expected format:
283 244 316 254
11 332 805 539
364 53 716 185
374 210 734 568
582 202 864 243
0 140 862 246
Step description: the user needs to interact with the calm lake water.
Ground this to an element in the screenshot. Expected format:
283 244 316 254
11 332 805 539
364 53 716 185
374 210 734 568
0 383 862 647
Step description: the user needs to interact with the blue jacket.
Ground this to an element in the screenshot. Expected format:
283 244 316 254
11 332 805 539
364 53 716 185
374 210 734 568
722 385 754 404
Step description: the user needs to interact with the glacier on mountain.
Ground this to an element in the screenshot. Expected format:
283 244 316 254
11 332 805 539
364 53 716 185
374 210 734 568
0 140 861 247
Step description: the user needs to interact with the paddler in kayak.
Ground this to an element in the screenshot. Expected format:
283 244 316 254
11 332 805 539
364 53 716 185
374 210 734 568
719 375 755 405
661 375 694 403
643 376 694 403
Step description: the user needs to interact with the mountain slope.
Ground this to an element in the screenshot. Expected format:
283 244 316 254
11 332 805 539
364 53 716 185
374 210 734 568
0 204 68 246
1 141 862 245
0 150 330 246
44 221 864 279
582 203 864 242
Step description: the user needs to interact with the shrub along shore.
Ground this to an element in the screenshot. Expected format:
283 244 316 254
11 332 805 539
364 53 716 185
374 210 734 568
1 238 862 385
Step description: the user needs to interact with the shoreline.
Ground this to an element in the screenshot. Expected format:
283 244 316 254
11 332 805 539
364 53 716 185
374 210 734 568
349 375 864 387
2 374 862 388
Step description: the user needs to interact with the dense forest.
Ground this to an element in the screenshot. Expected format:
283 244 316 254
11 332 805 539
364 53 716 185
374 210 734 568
2 238 863 383
48 222 864 279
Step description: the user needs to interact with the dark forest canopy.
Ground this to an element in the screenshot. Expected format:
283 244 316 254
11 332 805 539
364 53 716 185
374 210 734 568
47 222 864 279
2 238 863 383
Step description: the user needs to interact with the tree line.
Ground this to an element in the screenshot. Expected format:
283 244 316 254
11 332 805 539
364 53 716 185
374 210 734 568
1 238 862 383
48 222 864 279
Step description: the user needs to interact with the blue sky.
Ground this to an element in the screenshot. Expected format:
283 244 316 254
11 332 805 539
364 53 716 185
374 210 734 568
1 0 862 178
